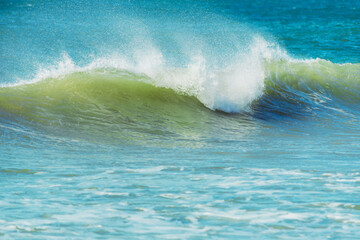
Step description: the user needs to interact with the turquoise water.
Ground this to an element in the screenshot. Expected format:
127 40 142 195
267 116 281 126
1 0 360 239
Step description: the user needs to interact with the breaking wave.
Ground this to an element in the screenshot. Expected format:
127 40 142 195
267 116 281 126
0 36 359 143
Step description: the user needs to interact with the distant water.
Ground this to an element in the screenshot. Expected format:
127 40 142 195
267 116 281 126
1 0 359 239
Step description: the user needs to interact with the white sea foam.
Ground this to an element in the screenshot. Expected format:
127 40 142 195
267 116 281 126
128 166 167 173
193 207 310 224
1 35 288 113
94 191 130 197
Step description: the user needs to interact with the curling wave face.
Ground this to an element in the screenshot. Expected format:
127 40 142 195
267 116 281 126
0 69 212 145
0 45 359 144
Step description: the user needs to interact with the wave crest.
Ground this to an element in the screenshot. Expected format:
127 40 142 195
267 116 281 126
1 38 359 124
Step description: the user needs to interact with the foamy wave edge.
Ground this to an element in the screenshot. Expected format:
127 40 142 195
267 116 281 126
4 36 354 113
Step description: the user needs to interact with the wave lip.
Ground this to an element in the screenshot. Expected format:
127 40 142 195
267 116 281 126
3 36 276 114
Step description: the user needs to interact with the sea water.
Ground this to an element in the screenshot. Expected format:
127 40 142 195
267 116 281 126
0 0 359 239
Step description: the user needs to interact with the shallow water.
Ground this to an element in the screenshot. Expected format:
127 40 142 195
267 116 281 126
1 0 360 239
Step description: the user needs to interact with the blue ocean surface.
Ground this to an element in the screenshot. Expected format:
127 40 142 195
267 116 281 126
1 0 360 239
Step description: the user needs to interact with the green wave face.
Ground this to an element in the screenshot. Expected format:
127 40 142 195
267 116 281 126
258 60 360 117
266 60 360 95
1 59 359 144
0 70 218 146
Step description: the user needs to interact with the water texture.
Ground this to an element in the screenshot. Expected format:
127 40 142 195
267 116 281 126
0 0 359 239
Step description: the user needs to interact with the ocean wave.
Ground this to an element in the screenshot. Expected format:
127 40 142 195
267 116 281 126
0 38 359 137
